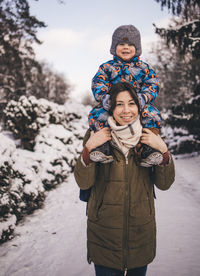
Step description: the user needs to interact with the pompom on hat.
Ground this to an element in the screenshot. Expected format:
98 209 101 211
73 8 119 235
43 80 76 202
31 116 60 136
110 25 142 57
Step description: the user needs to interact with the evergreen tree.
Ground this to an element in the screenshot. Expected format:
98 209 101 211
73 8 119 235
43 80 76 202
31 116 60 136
154 0 200 58
154 0 200 154
148 39 186 110
149 37 200 111
0 0 46 102
0 0 71 111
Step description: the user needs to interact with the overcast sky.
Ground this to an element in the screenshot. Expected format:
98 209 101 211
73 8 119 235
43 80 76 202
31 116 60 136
30 0 172 101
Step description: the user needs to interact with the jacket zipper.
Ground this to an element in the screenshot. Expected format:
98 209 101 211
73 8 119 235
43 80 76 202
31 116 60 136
110 144 130 270
123 156 129 271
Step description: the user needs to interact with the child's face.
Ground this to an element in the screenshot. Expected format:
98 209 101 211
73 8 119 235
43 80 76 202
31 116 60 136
116 43 136 61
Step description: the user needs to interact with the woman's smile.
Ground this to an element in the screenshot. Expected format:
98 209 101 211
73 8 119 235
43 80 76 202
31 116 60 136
113 90 139 126
120 115 134 123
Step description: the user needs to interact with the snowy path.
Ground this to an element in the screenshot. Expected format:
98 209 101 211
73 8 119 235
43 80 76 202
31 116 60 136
0 156 200 276
148 155 200 276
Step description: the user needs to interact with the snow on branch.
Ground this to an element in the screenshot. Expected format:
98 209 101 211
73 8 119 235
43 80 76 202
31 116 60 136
154 20 200 58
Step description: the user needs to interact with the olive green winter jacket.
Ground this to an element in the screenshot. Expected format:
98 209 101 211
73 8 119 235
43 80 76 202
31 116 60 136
74 130 175 271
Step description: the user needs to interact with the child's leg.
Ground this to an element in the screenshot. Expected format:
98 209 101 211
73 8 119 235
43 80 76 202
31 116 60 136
141 104 162 129
88 104 109 131
88 105 113 163
136 104 163 167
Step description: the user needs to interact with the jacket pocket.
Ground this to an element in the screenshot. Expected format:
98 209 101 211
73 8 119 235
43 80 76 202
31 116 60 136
142 178 155 217
87 195 98 222
130 198 153 226
147 193 152 215
87 172 108 222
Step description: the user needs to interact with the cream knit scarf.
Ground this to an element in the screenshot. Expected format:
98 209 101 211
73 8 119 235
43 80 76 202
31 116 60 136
108 115 142 155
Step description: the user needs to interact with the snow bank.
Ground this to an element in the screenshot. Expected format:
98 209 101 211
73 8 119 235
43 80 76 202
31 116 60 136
0 97 90 243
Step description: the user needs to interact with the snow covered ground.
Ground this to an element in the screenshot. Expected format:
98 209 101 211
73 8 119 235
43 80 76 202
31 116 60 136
0 154 200 276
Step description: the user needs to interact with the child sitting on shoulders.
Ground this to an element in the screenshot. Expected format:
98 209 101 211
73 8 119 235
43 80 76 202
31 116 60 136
88 24 163 167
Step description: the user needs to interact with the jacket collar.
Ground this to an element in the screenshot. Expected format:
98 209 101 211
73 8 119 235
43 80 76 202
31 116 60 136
113 55 139 65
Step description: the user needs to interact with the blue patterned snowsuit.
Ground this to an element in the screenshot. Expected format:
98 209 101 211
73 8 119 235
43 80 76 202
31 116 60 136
88 56 162 131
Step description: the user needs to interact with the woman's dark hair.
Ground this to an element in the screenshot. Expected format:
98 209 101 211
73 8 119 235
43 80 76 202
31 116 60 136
108 82 141 115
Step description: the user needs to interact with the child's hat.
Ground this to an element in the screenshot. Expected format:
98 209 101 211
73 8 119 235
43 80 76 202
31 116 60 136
110 25 142 57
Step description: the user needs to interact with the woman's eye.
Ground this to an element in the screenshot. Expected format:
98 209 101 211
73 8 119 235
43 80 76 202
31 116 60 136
129 102 135 105
116 103 123 106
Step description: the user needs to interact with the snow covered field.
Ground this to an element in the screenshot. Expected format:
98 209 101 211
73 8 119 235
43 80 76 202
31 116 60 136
0 154 200 276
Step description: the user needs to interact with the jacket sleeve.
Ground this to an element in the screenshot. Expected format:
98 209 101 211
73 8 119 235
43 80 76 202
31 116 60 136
74 156 96 190
74 129 96 190
137 61 159 104
91 64 110 103
153 155 175 191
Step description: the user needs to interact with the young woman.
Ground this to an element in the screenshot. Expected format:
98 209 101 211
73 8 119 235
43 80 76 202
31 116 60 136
74 82 175 276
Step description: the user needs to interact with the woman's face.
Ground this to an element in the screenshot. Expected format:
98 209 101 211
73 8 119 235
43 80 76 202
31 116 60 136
113 90 139 126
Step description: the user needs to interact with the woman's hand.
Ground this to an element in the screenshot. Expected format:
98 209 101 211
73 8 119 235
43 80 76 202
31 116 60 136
85 127 112 152
140 128 168 153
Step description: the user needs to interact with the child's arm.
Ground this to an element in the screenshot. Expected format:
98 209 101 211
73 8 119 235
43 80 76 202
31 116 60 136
137 61 159 108
91 64 110 103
